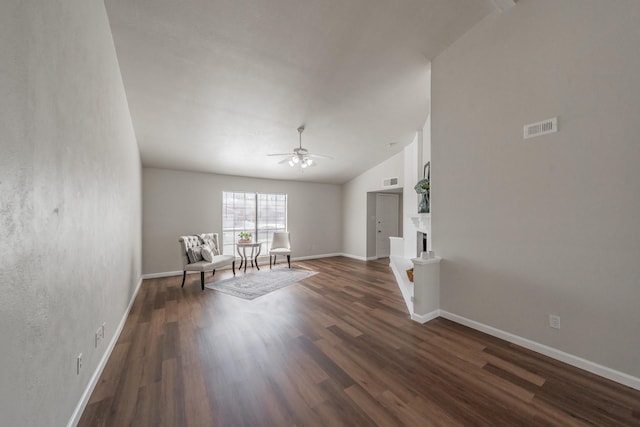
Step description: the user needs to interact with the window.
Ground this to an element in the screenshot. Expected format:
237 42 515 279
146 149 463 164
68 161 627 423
222 192 287 256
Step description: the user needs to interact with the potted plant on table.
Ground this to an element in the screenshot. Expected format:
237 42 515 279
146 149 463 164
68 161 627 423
238 231 253 244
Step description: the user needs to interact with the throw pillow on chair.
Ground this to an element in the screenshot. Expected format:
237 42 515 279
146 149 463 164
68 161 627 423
201 246 214 262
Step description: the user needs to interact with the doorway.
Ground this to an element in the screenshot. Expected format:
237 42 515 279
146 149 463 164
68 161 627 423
375 193 399 258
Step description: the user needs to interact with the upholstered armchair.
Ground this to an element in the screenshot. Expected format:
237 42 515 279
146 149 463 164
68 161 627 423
178 233 235 290
269 231 292 269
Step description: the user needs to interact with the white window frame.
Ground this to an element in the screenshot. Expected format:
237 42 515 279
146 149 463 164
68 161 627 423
221 191 288 256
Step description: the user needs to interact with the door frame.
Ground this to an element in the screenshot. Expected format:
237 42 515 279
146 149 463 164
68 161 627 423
375 193 400 259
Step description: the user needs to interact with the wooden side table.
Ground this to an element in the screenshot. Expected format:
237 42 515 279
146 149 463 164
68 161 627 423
236 242 262 273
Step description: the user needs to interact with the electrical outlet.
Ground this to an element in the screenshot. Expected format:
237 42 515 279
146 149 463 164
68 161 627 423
95 323 105 347
549 314 561 329
77 353 83 375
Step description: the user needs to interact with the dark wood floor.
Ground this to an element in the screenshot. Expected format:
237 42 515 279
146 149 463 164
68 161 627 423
79 257 640 426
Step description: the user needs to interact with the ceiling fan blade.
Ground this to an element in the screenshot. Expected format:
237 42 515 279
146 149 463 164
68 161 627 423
308 153 333 160
268 127 330 167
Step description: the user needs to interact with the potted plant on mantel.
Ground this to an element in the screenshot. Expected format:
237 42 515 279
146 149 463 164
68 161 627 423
414 161 430 213
238 231 253 244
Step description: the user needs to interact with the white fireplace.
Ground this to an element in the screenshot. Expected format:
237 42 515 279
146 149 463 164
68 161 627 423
410 213 431 253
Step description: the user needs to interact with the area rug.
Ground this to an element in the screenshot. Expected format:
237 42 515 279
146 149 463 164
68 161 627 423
204 268 318 300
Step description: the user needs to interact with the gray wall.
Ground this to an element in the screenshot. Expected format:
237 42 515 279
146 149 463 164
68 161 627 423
142 168 342 275
432 0 640 377
0 1 142 425
342 151 404 259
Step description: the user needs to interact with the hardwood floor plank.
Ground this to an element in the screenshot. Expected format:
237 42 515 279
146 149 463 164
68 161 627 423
267 371 325 426
482 352 546 387
78 396 111 427
106 353 144 426
313 338 392 400
86 341 130 404
312 378 376 426
378 389 436 427
139 333 164 386
288 339 330 384
79 257 640 426
181 358 215 426
409 395 466 427
297 336 355 389
344 384 405 426
160 357 186 426
133 382 162 427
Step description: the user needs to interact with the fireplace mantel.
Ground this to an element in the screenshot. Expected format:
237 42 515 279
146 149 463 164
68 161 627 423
410 213 431 235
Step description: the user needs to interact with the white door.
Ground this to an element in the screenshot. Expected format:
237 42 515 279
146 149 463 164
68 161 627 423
375 193 399 258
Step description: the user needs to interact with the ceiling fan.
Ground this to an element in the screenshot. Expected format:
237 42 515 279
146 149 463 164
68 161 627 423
268 126 332 169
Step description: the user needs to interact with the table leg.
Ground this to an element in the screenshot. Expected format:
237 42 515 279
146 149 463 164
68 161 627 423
255 243 262 270
237 245 244 270
244 246 248 273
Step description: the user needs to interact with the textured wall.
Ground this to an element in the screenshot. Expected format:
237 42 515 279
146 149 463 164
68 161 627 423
142 168 342 275
0 1 141 425
432 0 640 377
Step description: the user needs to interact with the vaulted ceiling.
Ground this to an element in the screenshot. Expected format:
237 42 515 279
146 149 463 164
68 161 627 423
105 0 499 184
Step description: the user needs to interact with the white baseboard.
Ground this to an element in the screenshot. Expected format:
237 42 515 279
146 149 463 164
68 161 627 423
142 264 239 279
339 253 368 261
411 309 440 324
440 310 640 391
142 253 346 279
292 253 343 261
142 270 184 279
142 268 238 280
67 276 144 427
339 253 378 261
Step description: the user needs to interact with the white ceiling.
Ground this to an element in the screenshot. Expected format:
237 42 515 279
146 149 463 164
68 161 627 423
105 0 497 184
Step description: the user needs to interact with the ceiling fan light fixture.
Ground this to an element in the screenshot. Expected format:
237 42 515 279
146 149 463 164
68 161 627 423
268 125 331 170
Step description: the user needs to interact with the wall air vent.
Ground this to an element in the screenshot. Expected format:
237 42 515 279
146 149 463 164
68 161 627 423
382 177 399 187
524 117 558 139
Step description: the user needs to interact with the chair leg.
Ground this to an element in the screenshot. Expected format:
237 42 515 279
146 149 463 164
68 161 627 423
200 271 205 291
287 255 291 269
270 255 273 269
212 269 216 278
232 261 236 276
181 271 186 288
